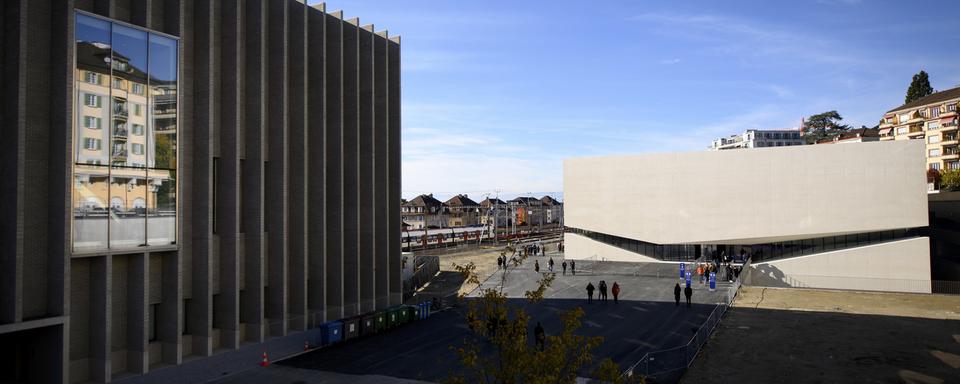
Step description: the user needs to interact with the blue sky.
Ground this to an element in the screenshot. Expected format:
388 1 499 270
317 0 960 201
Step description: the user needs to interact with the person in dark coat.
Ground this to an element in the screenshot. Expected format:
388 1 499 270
674 283 681 307
562 261 567 275
611 282 621 304
598 281 608 302
548 257 554 272
497 256 503 269
534 322 546 351
586 282 595 303
684 285 693 308
571 260 576 275
534 260 540 273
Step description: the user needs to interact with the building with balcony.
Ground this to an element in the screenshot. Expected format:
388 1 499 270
708 129 805 150
815 127 880 144
0 2 401 383
564 140 930 294
541 195 564 224
480 197 511 228
879 86 960 172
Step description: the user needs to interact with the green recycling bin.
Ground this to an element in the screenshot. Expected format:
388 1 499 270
386 307 401 328
374 311 387 332
406 305 420 323
398 305 412 324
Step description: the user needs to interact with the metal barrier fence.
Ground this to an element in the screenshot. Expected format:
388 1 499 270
621 268 744 380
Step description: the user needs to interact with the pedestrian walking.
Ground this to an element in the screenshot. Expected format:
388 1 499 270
571 261 576 275
562 261 567 275
586 282 595 304
535 260 540 273
599 281 608 302
497 256 503 270
674 283 681 307
684 285 693 308
548 257 555 272
534 322 545 351
611 282 620 304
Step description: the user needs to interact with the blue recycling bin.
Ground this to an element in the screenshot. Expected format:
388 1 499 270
685 271 692 288
320 321 343 345
679 263 686 279
419 301 430 319
709 272 717 291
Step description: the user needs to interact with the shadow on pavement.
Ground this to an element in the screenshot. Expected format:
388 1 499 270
280 297 718 383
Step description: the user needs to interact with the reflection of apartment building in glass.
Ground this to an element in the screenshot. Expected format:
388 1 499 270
564 141 930 293
0 3 401 383
709 129 805 150
879 86 960 171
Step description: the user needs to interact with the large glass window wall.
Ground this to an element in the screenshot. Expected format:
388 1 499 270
565 227 923 263
73 12 178 252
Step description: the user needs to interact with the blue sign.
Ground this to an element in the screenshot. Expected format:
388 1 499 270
709 272 717 291
679 263 686 279
685 271 692 288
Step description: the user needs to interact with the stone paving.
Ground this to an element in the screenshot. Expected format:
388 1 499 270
682 287 960 384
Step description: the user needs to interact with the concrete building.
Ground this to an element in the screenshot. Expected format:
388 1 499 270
564 141 931 293
815 127 880 144
709 129 805 150
0 2 401 383
444 194 480 228
401 194 447 229
879 86 960 172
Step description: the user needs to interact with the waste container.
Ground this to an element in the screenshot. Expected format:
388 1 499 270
386 307 401 329
375 311 387 332
398 305 412 324
420 301 430 319
319 321 343 345
343 317 360 340
360 314 377 337
407 305 420 323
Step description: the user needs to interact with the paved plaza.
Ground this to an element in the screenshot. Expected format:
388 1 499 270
214 255 732 383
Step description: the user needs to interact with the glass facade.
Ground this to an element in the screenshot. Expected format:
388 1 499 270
566 227 923 263
73 12 178 252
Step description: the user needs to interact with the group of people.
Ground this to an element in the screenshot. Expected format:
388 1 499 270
674 282 693 307
522 243 546 257
694 260 743 284
585 280 620 303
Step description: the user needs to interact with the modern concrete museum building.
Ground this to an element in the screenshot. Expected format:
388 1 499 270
0 1 401 382
564 140 931 293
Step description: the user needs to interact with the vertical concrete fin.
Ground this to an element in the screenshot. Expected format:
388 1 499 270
387 35 402 305
323 11 344 321
358 23 375 313
286 0 310 332
306 4 327 326
216 0 243 350
242 0 267 343
265 0 290 338
372 31 389 310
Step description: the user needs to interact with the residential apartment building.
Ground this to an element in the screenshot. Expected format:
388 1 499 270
0 2 401 383
815 127 880 144
510 196 545 226
879 86 960 171
444 194 480 227
401 194 447 229
709 129 805 150
565 141 930 293
540 195 564 224
480 197 510 228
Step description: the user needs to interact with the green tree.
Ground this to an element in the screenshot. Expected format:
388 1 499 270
941 168 960 191
445 245 642 384
905 70 934 104
802 110 850 144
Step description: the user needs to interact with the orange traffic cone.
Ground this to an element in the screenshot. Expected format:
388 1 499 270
304 340 309 351
260 351 270 367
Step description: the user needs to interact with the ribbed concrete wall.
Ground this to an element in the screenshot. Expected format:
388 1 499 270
0 1 401 383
